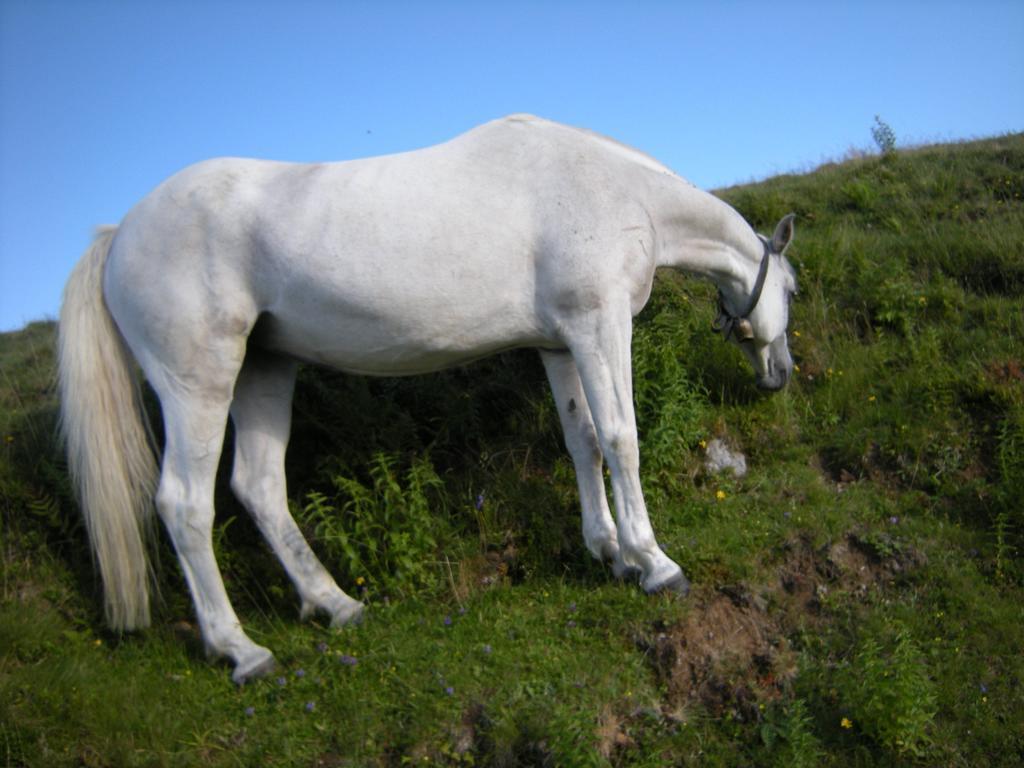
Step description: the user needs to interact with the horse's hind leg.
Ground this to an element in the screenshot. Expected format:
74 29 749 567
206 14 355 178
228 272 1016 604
230 351 364 627
152 365 276 684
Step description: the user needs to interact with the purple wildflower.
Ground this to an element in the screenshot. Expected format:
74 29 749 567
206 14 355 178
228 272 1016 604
316 641 329 654
295 668 306 678
889 515 899 525
443 615 453 627
244 706 256 717
339 654 358 666
475 493 485 510
276 676 287 686
445 686 455 696
304 701 315 713
482 644 492 655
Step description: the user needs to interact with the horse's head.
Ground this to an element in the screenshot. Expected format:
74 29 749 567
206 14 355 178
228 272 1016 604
714 214 798 392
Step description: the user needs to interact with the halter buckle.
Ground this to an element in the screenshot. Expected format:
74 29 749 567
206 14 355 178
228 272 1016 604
713 238 771 342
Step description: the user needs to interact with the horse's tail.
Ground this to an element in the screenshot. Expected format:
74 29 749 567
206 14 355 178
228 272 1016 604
58 226 158 630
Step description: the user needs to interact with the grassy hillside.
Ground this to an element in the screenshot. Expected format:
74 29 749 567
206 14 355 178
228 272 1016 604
2 133 1022 766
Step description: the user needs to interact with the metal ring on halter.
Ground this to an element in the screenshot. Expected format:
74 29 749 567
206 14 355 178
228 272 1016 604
713 237 772 342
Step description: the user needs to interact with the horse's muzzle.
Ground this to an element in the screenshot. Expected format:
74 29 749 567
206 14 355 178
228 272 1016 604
757 354 792 391
757 373 789 392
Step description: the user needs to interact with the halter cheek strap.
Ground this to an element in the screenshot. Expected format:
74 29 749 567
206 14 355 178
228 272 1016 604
713 237 772 341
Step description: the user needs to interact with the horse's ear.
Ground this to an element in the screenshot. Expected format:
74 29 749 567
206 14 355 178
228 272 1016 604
772 213 796 254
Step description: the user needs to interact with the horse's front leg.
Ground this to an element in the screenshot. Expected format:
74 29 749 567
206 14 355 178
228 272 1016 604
565 307 690 595
539 349 634 579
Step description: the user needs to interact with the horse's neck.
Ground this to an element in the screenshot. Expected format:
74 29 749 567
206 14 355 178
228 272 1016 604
651 182 763 294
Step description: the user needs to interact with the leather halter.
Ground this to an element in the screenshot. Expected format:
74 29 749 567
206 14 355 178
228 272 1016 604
713 237 772 342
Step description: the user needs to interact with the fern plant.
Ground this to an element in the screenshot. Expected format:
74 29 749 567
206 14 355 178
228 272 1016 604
300 452 448 597
631 286 709 503
839 622 937 757
760 698 823 768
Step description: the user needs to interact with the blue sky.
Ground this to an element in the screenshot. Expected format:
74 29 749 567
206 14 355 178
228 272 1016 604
1 0 1021 331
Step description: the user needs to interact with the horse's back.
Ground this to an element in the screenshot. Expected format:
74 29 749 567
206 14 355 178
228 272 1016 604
102 116 665 376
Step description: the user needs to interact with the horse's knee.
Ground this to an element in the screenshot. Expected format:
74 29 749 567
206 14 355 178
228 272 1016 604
601 425 640 471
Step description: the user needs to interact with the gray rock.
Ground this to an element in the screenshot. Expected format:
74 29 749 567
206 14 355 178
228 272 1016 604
704 438 747 477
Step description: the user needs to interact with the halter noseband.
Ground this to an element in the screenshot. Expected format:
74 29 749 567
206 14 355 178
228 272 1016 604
713 237 772 342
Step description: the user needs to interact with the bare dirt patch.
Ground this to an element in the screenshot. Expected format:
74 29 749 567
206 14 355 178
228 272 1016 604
639 585 792 723
637 531 924 722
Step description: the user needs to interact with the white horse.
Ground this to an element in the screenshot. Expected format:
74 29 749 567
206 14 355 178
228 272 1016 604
58 114 796 682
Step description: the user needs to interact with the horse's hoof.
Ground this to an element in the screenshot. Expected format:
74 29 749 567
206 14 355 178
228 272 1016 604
643 569 691 597
232 647 276 685
330 601 365 628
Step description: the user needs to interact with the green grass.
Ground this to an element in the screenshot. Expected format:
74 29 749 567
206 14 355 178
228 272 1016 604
3 134 1023 766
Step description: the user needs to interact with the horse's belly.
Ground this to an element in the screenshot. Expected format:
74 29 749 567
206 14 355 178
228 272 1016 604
255 290 551 375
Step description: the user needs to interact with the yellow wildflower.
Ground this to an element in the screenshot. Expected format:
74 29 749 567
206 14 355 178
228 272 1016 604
841 717 853 729
716 490 727 501
355 576 366 586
